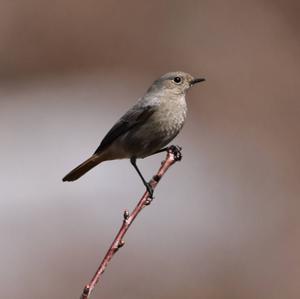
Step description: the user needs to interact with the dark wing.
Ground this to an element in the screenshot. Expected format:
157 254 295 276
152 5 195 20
94 105 157 154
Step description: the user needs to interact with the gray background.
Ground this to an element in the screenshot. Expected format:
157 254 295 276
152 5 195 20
0 1 299 298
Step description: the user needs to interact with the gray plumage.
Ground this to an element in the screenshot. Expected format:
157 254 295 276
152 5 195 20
63 71 205 183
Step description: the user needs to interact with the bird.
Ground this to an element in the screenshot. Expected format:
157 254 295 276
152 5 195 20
62 71 205 197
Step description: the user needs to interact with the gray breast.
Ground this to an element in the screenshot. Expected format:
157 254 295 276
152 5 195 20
123 95 187 157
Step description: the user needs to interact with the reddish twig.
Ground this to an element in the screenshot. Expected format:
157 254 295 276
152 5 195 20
80 145 182 299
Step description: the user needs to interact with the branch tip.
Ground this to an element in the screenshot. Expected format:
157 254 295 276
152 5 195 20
80 286 90 299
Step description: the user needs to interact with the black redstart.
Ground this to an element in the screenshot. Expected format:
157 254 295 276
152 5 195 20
63 71 205 197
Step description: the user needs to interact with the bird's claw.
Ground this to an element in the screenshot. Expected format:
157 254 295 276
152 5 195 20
168 145 182 161
146 183 154 200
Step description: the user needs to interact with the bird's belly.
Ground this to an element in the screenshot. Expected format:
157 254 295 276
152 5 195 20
124 108 186 158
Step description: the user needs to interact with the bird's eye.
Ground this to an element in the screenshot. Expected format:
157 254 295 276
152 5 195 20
173 76 182 84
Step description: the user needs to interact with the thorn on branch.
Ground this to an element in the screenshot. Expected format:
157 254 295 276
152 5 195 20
123 210 129 220
153 174 161 183
118 240 125 248
144 199 152 205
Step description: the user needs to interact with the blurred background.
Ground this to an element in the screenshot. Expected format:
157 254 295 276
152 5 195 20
0 0 299 298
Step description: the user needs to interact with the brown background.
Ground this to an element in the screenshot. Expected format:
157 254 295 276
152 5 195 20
1 1 299 298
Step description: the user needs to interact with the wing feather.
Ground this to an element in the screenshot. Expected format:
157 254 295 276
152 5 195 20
94 104 156 154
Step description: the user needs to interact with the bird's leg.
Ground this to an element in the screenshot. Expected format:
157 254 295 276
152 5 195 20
130 157 154 198
151 147 169 155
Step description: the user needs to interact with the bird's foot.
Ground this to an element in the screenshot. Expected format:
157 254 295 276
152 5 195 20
168 145 182 161
145 182 154 200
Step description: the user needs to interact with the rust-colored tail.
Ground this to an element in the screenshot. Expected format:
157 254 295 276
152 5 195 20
62 154 104 182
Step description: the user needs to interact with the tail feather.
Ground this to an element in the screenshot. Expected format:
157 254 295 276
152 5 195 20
62 154 103 182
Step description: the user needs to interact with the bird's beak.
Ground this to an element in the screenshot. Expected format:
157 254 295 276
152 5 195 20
190 78 206 85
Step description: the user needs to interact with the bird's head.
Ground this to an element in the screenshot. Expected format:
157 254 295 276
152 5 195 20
149 71 205 95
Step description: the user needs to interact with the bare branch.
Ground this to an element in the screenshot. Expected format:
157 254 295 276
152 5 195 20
80 145 182 299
